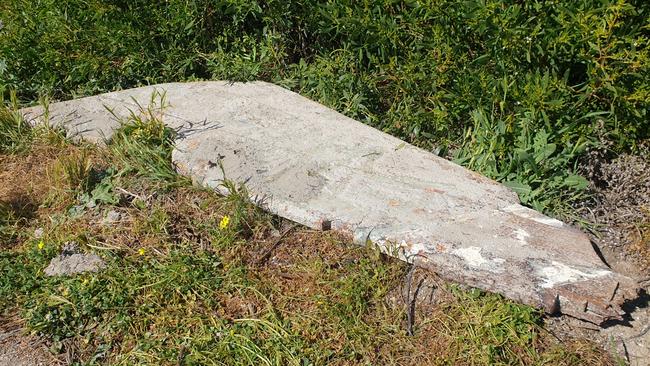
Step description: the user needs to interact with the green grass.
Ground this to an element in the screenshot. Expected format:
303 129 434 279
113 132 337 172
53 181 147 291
0 114 613 365
106 93 185 187
0 200 21 244
1 0 649 217
0 243 558 365
0 92 32 154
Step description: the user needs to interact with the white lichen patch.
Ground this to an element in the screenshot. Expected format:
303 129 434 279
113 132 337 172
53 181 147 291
502 204 564 228
389 240 433 263
452 246 506 272
514 228 530 244
404 241 430 255
452 246 488 267
538 261 611 288
531 216 564 227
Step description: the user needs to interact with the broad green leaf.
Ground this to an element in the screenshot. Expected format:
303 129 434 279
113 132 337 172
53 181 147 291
535 143 556 162
503 181 532 195
564 174 589 190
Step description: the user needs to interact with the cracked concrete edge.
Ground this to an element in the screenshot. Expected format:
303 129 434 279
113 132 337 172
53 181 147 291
353 227 639 324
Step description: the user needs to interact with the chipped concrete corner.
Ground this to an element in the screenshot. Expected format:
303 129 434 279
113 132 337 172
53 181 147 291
21 81 640 324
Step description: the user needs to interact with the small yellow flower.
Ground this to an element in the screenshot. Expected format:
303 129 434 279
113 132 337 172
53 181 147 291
219 215 231 230
82 278 89 285
138 248 145 256
37 240 45 250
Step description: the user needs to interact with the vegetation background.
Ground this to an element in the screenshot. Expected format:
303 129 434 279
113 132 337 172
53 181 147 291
1 1 649 364
1 0 649 217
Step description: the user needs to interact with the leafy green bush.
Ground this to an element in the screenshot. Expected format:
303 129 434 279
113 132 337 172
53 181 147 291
1 0 648 215
454 109 591 213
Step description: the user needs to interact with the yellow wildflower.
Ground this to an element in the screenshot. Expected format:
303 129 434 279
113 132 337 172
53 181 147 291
219 215 231 230
138 248 145 256
37 240 45 250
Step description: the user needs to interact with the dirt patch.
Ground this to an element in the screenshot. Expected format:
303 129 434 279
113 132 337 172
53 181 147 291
0 315 62 366
383 267 617 365
545 292 650 366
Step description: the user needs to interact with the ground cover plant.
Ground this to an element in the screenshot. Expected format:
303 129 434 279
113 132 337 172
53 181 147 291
1 0 649 217
0 106 617 365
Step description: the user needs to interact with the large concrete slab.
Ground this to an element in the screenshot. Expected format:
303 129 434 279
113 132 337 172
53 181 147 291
21 81 639 323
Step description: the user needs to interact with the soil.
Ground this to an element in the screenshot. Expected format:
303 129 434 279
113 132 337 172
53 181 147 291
544 291 650 366
0 316 62 366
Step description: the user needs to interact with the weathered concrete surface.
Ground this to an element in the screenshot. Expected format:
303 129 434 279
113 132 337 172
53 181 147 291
21 81 640 323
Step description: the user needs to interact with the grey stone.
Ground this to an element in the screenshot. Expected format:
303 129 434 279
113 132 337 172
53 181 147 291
33 228 44 239
44 242 105 276
102 210 121 225
21 81 640 323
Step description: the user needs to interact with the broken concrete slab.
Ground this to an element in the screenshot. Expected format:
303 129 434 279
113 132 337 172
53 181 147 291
44 242 105 276
21 81 640 323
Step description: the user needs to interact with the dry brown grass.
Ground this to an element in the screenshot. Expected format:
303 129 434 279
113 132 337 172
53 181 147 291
0 144 61 207
0 144 82 247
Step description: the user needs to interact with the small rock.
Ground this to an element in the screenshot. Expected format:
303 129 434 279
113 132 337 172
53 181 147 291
68 205 86 217
33 228 44 239
102 210 121 225
269 228 281 238
44 242 106 276
61 241 79 255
